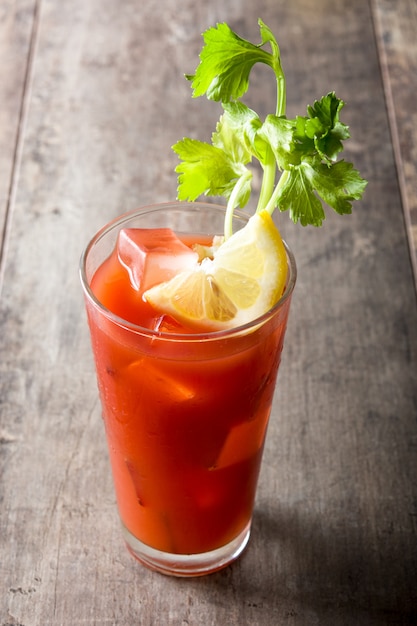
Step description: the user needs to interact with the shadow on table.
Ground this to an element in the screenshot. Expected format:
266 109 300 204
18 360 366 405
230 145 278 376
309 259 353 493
206 504 417 625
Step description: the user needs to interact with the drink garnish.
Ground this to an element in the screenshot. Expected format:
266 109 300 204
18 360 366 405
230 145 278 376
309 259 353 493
144 19 368 329
144 210 287 330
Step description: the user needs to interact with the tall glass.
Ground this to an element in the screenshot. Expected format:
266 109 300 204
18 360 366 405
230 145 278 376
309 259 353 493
80 202 296 576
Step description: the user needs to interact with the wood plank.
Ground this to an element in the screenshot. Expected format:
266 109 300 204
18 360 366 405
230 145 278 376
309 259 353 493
0 0 38 266
372 0 417 283
1 0 416 624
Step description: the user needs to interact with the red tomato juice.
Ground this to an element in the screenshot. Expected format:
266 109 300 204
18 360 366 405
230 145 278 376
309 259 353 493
85 229 292 556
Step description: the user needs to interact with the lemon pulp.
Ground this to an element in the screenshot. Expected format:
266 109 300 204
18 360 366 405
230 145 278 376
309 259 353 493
144 210 288 330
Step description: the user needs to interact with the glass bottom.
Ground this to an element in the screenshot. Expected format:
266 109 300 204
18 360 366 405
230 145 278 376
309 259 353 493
122 521 251 577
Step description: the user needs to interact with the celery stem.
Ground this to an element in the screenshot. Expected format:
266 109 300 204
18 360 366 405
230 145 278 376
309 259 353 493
224 172 251 239
225 30 287 232
264 170 290 215
276 73 286 117
256 151 276 213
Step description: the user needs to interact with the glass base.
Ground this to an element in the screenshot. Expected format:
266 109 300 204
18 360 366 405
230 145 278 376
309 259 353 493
122 521 251 577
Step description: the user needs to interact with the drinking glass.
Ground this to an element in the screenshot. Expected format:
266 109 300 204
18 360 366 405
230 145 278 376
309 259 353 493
80 202 296 576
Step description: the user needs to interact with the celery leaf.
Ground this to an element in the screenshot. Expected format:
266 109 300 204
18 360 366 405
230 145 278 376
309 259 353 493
187 21 280 102
172 138 252 207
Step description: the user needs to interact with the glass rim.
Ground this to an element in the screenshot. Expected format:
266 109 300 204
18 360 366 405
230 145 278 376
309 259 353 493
79 201 297 343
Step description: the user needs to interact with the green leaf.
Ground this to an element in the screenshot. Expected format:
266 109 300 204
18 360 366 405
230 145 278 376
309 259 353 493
275 158 368 226
257 19 281 60
302 159 368 215
213 103 257 163
305 92 350 161
276 167 326 226
216 102 269 164
187 21 281 102
172 138 251 206
257 114 300 170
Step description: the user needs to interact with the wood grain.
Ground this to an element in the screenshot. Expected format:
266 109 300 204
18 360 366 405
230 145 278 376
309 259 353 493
0 0 38 263
372 0 417 283
1 0 416 624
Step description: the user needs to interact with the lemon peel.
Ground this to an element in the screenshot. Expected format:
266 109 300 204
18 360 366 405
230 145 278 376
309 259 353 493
144 210 288 330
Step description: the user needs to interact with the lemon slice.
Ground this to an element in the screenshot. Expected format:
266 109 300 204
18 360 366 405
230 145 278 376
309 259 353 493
144 210 288 330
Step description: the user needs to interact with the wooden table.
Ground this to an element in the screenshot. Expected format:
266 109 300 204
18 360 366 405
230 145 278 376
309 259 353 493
1 1 416 624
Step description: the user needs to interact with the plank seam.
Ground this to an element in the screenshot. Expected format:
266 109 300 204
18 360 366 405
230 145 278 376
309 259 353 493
0 0 43 297
369 0 417 299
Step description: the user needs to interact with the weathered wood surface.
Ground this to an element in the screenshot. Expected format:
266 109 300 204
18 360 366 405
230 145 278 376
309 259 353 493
373 0 417 282
0 0 37 260
1 0 416 625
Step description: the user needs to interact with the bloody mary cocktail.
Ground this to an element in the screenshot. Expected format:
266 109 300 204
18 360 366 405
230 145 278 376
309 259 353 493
80 202 296 576
79 11 367 575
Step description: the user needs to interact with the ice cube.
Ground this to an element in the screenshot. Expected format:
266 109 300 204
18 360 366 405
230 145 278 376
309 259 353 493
117 228 198 292
153 314 184 333
125 359 196 402
212 411 269 469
